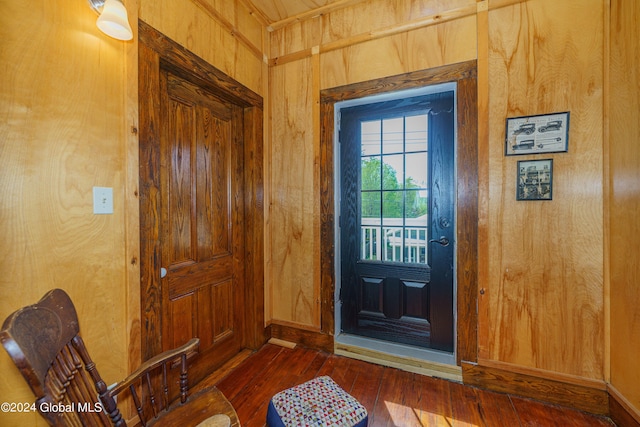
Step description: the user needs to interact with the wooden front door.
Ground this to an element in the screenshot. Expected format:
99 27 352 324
339 90 456 352
139 22 265 384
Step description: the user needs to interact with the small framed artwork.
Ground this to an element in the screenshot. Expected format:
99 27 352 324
517 159 553 201
505 111 569 156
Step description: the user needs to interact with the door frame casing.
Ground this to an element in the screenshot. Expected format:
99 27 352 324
138 20 266 361
320 61 478 365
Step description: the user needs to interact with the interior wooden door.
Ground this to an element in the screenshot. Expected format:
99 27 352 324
158 69 245 379
138 21 267 384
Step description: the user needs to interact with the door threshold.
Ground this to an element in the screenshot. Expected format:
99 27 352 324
334 334 462 382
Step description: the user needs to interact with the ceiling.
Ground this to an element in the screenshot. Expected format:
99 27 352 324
243 0 350 27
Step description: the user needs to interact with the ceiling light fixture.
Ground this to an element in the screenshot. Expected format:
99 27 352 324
88 0 133 41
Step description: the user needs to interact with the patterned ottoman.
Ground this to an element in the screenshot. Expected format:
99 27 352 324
266 376 368 427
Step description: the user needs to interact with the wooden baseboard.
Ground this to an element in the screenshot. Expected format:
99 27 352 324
461 361 609 415
608 384 640 427
268 323 334 353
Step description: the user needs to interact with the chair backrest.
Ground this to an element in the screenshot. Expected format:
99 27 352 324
1 289 122 427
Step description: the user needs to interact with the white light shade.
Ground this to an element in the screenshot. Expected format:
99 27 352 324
96 0 133 41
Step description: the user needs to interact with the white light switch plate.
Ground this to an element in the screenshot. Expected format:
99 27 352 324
93 187 113 214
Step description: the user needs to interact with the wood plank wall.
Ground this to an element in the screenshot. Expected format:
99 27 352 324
140 0 266 96
481 0 604 381
266 0 635 416
608 0 640 424
269 57 322 326
2 0 639 424
268 0 477 329
0 1 132 426
0 0 266 425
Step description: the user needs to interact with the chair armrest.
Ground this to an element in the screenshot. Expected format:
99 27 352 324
109 338 200 397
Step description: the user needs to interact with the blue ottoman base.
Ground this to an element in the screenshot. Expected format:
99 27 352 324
266 376 368 427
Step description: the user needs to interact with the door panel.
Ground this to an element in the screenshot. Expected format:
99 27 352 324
141 67 245 381
154 67 244 382
425 107 455 350
340 91 455 352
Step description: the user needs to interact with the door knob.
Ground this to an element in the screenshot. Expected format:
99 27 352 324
160 267 167 278
429 236 450 247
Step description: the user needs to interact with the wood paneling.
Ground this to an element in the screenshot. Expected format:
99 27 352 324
190 0 263 59
1 0 266 423
269 0 475 58
268 323 334 353
267 1 633 416
254 0 364 30
318 0 474 44
140 0 265 96
268 0 477 333
269 57 320 327
4 0 639 423
243 106 267 349
319 16 476 89
609 0 640 419
269 16 323 60
246 0 337 27
124 1 141 417
475 0 490 375
481 0 605 379
0 1 131 425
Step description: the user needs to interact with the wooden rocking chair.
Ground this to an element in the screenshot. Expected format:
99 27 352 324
1 289 239 427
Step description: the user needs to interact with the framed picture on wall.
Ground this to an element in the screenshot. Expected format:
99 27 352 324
505 111 569 156
517 159 553 201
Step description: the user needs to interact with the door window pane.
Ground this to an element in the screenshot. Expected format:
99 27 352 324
361 120 381 156
405 228 427 263
405 190 428 223
361 226 382 261
383 227 403 262
405 152 427 189
382 154 403 190
382 191 403 221
361 191 380 218
360 113 429 264
405 115 428 152
361 156 381 191
382 118 403 154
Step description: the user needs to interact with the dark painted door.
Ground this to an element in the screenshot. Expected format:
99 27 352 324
340 91 455 352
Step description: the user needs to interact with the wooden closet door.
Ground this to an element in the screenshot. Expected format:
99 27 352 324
156 70 245 380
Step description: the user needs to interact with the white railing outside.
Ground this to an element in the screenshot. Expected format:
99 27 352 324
361 223 428 264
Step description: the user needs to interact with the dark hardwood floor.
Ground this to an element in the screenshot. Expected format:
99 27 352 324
203 343 616 427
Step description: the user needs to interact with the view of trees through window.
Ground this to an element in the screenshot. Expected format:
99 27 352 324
360 114 429 263
361 157 428 219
